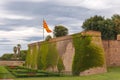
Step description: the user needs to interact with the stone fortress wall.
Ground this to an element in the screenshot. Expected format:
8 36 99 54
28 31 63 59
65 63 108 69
27 30 107 75
1 31 120 75
103 35 120 67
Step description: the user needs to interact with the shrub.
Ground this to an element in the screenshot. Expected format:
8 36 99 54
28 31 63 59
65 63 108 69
19 50 27 61
25 44 38 69
45 35 52 41
25 47 31 68
37 42 49 70
46 43 59 69
0 53 13 60
37 42 59 70
31 45 38 69
72 34 105 75
6 66 60 77
57 57 65 73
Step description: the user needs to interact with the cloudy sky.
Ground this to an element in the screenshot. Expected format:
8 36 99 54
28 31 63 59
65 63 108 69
0 0 120 56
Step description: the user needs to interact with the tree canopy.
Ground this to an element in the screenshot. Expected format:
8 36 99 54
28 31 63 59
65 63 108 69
53 25 68 37
0 53 13 60
82 14 120 40
45 35 52 41
19 50 27 61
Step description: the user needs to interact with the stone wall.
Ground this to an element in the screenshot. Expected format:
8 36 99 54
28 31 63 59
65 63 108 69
0 61 25 66
26 30 107 75
79 31 107 75
103 40 120 67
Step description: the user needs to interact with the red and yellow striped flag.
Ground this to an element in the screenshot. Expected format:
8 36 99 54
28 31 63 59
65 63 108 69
43 20 52 33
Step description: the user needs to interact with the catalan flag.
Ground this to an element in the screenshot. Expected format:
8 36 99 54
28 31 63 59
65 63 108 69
43 20 52 33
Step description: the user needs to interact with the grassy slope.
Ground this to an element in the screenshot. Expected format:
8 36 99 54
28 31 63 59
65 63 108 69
15 67 120 80
0 66 14 79
0 66 9 73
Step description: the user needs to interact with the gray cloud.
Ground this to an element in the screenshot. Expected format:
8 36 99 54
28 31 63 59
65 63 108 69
4 1 114 28
1 0 100 36
0 39 11 42
23 36 43 42
6 1 91 17
1 19 38 27
0 0 120 56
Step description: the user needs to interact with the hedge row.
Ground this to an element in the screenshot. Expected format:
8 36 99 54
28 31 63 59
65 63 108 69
6 66 60 77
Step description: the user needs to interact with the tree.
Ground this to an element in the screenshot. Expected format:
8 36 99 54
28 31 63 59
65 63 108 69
112 14 120 34
19 50 27 61
13 46 17 59
0 53 13 60
82 15 105 31
45 35 52 41
53 25 68 37
82 15 120 40
102 19 115 40
17 44 21 58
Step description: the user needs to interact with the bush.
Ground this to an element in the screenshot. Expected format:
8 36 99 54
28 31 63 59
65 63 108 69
57 57 65 73
19 50 27 61
6 66 60 78
31 45 38 69
37 42 49 70
25 44 38 69
46 43 59 69
25 47 31 68
37 42 59 70
45 35 52 41
53 25 68 37
0 53 13 60
72 34 105 75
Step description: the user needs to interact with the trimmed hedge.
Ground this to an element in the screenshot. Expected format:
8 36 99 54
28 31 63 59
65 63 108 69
6 66 60 78
72 34 105 75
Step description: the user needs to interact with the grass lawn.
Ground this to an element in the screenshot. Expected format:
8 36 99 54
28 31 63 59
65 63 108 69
15 67 120 80
0 66 9 73
0 66 14 79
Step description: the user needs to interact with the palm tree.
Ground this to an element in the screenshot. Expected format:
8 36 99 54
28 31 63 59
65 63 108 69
13 46 17 59
17 44 21 58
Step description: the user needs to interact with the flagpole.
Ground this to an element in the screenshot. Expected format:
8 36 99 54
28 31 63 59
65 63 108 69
43 26 44 40
43 18 44 40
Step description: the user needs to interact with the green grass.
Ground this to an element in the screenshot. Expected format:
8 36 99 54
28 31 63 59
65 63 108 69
0 66 10 73
15 67 120 80
0 66 14 79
